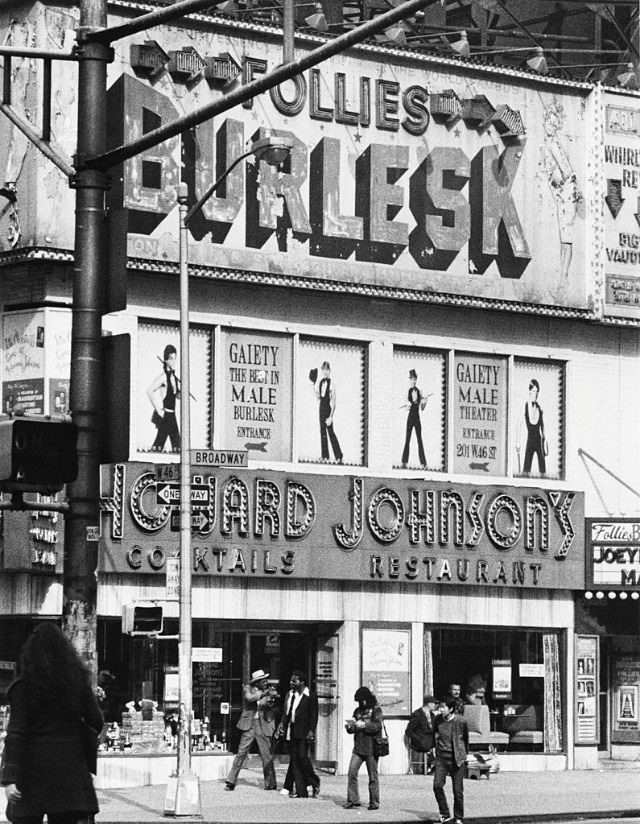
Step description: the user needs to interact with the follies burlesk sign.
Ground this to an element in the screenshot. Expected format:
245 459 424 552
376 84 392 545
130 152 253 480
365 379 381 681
98 21 591 312
587 517 640 589
100 463 585 590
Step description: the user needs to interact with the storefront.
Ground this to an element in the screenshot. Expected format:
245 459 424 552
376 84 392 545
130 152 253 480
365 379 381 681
93 461 585 782
576 517 640 766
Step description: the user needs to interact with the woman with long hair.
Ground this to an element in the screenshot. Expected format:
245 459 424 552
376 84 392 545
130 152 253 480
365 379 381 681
1 623 103 824
343 686 383 810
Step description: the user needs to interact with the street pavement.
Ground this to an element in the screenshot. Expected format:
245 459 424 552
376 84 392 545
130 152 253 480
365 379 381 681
12 764 639 824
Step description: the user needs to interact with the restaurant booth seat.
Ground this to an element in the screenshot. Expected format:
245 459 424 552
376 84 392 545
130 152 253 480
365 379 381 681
463 705 509 748
501 704 543 747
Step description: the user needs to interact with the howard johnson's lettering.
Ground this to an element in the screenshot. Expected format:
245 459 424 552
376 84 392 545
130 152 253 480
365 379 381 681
99 464 585 590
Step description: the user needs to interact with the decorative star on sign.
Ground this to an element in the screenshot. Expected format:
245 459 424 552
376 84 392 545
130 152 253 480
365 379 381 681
354 131 362 143
453 127 461 138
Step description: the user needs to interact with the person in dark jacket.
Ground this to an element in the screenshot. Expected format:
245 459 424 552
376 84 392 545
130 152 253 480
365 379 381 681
406 694 437 774
433 698 469 824
1 623 103 824
277 671 320 799
343 687 383 811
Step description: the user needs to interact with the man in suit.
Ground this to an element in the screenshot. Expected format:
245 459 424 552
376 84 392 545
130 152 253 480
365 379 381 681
406 694 437 774
277 670 320 798
225 669 278 791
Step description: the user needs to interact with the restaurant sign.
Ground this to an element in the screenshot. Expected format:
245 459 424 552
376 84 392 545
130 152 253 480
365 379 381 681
586 517 640 589
100 463 584 590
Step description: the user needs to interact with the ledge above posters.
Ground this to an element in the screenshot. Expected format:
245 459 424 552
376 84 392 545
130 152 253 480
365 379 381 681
0 5 593 316
100 463 585 590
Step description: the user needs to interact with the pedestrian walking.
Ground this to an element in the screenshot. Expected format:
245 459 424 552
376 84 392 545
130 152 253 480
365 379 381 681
343 686 383 811
432 698 469 824
225 669 278 791
1 623 103 824
276 671 320 799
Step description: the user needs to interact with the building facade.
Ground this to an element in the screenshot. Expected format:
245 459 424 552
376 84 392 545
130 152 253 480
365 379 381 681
0 0 640 782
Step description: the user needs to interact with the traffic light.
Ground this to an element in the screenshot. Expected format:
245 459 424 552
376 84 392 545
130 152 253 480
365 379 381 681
0 415 78 493
122 603 164 636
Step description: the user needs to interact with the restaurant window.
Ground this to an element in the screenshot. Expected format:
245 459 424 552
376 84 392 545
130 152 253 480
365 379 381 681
426 626 564 754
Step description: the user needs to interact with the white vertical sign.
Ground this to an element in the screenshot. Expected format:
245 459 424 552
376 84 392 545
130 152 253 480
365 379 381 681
166 557 180 600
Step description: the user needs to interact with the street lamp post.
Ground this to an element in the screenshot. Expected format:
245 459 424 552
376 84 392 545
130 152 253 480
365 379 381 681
164 135 292 818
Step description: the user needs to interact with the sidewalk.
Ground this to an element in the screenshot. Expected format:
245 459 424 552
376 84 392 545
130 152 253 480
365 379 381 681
88 766 640 823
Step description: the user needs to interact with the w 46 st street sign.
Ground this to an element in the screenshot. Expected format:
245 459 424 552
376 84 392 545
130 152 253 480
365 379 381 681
156 483 210 507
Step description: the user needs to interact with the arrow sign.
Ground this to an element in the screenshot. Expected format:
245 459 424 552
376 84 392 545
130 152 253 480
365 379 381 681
469 461 489 472
634 197 640 228
606 179 624 219
156 483 211 506
170 510 212 532
245 441 268 452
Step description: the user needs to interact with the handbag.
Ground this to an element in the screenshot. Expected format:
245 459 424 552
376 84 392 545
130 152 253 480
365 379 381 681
374 719 389 758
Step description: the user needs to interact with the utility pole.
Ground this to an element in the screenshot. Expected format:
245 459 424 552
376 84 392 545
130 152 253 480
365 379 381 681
62 0 111 675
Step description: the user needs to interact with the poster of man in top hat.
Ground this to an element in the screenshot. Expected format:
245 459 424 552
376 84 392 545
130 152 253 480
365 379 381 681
400 369 431 469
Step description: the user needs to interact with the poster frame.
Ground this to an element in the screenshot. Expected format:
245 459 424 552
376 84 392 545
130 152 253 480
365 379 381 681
360 622 411 718
574 633 599 746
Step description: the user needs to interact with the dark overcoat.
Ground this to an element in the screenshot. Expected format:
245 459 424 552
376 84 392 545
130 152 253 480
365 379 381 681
1 678 103 819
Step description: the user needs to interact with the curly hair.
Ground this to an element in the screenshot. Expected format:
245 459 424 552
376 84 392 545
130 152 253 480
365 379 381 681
19 623 90 716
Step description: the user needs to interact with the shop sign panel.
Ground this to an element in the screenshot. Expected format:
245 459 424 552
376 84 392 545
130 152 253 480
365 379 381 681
0 8 591 315
453 353 507 475
603 93 640 319
220 330 293 461
1 309 71 417
586 517 640 589
100 463 585 590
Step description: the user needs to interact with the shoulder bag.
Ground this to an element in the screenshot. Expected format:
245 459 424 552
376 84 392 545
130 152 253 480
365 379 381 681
374 718 390 758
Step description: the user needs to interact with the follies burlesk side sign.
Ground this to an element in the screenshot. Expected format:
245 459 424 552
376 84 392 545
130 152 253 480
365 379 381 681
586 517 640 588
100 463 585 590
51 15 587 313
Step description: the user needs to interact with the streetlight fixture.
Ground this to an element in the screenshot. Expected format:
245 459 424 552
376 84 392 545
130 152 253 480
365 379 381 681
164 134 293 818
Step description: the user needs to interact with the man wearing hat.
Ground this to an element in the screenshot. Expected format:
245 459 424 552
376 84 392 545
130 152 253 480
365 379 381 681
225 669 278 791
401 369 427 469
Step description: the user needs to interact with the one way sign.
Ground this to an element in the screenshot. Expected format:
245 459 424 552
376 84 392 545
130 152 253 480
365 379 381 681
156 483 211 507
170 510 212 532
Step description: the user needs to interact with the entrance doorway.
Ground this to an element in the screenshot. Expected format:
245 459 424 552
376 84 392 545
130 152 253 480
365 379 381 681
249 631 313 699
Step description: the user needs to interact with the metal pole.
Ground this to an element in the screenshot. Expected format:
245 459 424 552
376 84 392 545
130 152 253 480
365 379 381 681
283 0 295 63
164 183 201 817
62 0 111 675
